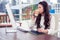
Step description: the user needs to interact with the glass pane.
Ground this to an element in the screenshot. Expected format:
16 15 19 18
9 0 19 6
22 4 38 20
12 9 19 14
0 0 8 23
22 6 32 20
0 0 19 23
22 0 30 4
12 9 19 21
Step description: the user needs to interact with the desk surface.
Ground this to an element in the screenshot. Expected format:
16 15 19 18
0 30 60 40
17 31 60 40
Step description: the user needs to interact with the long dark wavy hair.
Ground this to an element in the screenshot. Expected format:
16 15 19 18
35 1 51 29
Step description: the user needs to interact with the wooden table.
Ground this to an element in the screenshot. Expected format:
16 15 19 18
0 30 60 40
16 31 60 40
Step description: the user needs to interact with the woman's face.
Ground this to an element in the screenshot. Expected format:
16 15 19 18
38 4 44 14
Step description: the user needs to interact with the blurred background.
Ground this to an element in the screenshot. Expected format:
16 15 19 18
0 0 60 22
0 0 60 38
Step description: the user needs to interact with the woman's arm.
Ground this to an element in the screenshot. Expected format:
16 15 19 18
37 15 55 34
47 15 55 35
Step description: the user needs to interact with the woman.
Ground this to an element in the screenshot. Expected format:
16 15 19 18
31 1 55 35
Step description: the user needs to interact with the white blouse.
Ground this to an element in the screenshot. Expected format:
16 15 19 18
31 15 55 35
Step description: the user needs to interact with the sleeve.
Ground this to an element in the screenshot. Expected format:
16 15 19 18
48 15 55 35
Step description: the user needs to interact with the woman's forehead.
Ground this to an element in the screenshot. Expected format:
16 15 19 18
38 4 43 7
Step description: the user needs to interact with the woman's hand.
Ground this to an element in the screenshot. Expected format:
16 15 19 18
37 28 48 34
37 28 44 32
